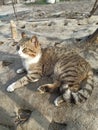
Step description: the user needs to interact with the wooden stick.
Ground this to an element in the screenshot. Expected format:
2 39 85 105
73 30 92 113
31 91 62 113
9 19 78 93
10 20 18 41
80 28 98 43
89 0 98 17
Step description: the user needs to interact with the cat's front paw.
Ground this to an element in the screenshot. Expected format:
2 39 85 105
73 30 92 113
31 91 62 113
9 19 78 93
7 83 16 92
16 68 26 74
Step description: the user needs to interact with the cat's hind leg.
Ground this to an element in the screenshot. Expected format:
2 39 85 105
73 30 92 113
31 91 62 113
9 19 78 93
54 95 64 106
54 84 70 106
37 80 61 94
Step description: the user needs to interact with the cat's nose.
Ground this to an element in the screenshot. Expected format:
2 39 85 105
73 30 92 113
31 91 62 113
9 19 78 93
16 45 20 51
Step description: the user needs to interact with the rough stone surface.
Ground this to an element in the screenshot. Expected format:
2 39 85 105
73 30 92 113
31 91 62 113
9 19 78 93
16 110 51 130
0 1 98 130
0 126 10 130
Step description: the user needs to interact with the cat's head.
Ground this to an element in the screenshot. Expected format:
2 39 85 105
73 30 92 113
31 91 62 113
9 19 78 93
16 32 42 59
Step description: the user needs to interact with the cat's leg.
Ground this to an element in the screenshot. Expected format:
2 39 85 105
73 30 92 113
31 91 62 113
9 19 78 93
16 68 26 74
54 95 64 106
60 84 81 105
37 80 61 94
7 76 29 92
54 84 69 106
54 84 72 106
7 74 40 92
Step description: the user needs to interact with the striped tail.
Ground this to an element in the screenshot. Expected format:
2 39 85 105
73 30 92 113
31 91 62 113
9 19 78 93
62 70 94 104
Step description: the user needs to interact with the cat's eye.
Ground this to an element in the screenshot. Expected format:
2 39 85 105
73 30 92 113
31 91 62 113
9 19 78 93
22 48 28 52
29 49 34 52
16 45 20 51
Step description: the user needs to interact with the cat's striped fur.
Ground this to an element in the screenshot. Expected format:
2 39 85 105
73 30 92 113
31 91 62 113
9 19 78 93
7 33 94 106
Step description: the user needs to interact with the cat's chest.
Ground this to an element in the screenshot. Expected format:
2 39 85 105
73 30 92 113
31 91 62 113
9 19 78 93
22 59 30 71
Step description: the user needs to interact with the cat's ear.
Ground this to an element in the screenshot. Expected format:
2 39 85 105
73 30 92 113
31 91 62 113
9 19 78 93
31 35 39 48
21 32 27 38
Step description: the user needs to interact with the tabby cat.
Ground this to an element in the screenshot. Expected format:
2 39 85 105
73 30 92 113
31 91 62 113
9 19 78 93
7 32 94 106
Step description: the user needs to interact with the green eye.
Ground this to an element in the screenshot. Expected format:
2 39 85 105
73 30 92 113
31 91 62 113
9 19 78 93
22 48 35 54
22 48 28 52
29 49 34 52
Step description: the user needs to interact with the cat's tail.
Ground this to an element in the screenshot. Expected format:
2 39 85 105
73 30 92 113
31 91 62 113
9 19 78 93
63 70 94 104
